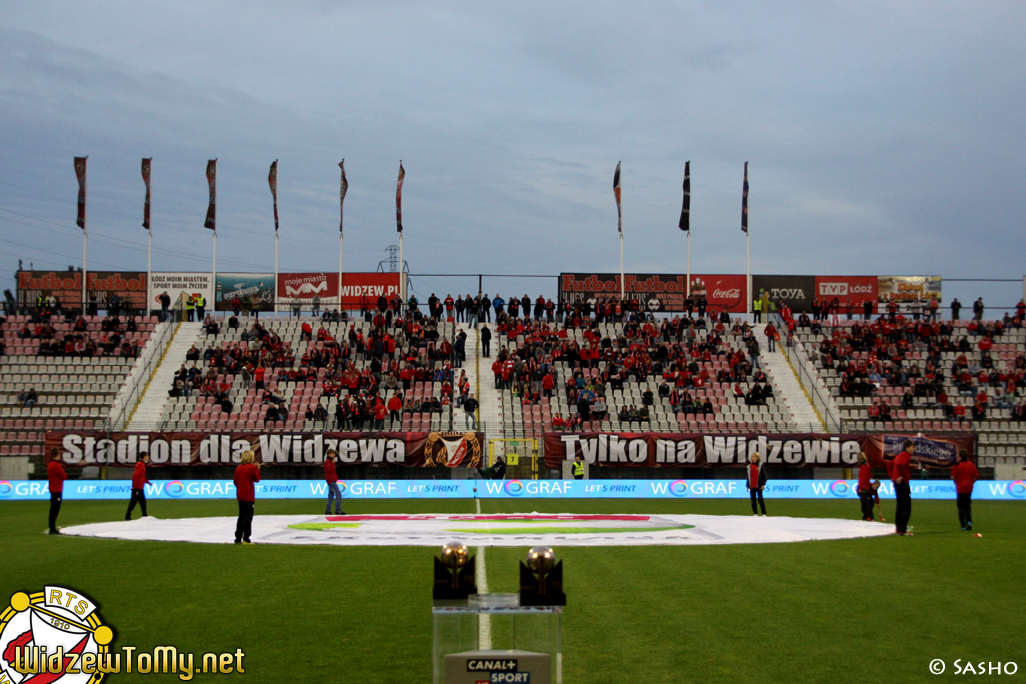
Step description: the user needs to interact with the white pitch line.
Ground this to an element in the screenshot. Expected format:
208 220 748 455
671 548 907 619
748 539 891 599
476 498 491 650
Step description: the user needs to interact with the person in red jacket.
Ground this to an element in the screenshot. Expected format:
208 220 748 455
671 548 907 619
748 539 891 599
856 452 874 521
125 452 152 520
951 449 979 530
746 453 767 516
47 447 67 535
889 440 915 535
234 450 262 544
324 449 345 516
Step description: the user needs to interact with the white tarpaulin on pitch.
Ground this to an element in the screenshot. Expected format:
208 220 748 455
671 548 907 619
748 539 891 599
61 513 894 546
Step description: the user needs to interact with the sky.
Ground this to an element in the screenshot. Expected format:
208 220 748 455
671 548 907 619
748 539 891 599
1 1 1024 308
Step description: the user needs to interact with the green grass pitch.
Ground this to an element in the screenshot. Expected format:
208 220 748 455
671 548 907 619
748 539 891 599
1 497 1022 683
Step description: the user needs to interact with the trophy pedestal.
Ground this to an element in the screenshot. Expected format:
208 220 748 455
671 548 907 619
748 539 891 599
432 593 562 684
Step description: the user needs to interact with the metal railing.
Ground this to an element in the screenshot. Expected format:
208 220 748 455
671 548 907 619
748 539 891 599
770 313 844 433
102 303 182 431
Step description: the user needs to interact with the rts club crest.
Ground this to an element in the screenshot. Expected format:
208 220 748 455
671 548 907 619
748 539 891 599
0 587 113 683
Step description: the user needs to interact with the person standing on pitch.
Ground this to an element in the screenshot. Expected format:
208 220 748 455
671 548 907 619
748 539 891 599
888 440 915 535
324 449 345 516
572 453 585 480
47 447 66 535
747 452 767 516
951 449 979 530
126 452 151 520
856 452 874 521
234 450 261 544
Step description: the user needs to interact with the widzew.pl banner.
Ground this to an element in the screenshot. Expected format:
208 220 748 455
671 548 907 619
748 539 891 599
1 479 1023 501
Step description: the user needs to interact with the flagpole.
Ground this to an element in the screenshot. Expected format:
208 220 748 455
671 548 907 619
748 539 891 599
212 229 217 319
147 224 152 318
82 228 88 316
746 231 751 325
275 230 279 316
399 231 405 304
338 231 343 315
619 232 625 301
686 231 691 300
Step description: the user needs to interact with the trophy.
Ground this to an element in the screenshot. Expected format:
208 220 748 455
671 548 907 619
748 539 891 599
519 546 566 606
433 542 477 600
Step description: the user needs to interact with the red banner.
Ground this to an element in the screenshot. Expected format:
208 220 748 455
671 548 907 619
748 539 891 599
46 431 486 468
559 273 747 314
339 273 401 308
814 276 877 313
17 271 147 311
277 272 340 304
544 432 974 469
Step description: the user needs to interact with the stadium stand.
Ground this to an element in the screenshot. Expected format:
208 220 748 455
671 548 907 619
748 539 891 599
786 315 1026 466
0 313 162 477
153 314 462 433
489 313 806 439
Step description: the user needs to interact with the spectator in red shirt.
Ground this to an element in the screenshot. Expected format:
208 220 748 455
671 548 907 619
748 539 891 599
951 449 979 531
746 453 767 516
856 452 874 521
47 447 66 535
889 440 915 535
125 452 151 520
324 449 345 516
234 450 262 544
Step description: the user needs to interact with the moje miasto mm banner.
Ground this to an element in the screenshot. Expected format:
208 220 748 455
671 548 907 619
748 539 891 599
558 273 747 313
46 431 486 468
2 479 1022 501
276 272 339 308
543 432 974 469
17 270 147 311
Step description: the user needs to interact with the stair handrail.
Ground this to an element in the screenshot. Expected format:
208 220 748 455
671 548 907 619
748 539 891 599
769 312 844 433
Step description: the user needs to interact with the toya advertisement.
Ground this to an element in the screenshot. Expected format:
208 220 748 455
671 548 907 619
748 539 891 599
46 431 486 468
277 272 340 306
17 270 147 311
543 432 974 469
559 273 747 313
752 275 816 313
215 273 275 312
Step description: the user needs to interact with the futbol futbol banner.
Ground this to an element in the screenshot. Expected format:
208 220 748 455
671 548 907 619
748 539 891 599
214 273 275 312
558 273 747 313
45 431 486 468
276 272 340 307
17 270 147 311
543 433 974 469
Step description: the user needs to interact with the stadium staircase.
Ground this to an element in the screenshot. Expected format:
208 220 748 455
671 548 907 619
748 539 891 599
753 324 824 431
126 322 203 430
467 323 505 463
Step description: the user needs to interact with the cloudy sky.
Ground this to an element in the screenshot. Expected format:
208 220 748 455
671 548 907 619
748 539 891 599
1 1 1024 306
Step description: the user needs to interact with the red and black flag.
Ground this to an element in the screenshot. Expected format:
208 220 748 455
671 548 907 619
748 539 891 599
268 160 279 233
396 161 405 233
74 156 87 230
678 161 690 232
204 159 217 231
141 158 152 230
741 161 749 234
613 161 622 233
338 160 348 234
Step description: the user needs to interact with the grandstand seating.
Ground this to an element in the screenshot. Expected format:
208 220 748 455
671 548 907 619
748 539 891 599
0 314 160 463
493 318 800 439
790 318 1026 466
156 317 459 432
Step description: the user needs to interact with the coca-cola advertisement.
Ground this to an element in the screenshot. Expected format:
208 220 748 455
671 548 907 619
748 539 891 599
559 273 746 313
814 275 878 313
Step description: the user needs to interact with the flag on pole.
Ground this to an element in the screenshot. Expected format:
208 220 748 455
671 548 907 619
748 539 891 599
741 161 749 234
338 160 348 234
74 157 87 230
204 159 217 230
396 161 405 233
613 161 622 233
679 161 690 232
141 158 152 230
268 160 279 233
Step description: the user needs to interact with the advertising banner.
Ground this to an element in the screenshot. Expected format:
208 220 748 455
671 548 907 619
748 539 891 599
338 273 402 309
814 275 878 313
214 273 275 312
543 432 974 469
752 275 816 313
2 479 1021 501
17 270 147 311
46 431 486 468
877 276 942 309
277 272 340 307
150 272 214 311
558 273 747 313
